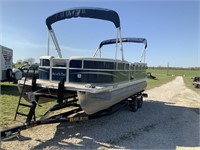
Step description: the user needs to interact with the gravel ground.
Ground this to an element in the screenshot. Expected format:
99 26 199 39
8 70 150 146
1 76 200 150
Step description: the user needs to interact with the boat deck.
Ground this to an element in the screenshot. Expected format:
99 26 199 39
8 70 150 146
18 79 112 93
19 78 146 94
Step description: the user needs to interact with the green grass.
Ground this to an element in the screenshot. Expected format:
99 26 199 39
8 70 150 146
146 68 175 89
13 63 30 69
0 82 57 129
147 68 200 94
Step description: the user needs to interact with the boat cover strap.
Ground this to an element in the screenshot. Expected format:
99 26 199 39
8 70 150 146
99 38 148 49
46 7 120 30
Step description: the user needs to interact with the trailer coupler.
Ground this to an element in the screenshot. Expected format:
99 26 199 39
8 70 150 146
0 106 81 141
1 124 32 141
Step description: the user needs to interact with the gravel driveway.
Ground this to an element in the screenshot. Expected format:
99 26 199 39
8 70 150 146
1 76 200 149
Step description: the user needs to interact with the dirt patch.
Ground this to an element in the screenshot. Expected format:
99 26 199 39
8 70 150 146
1 76 200 149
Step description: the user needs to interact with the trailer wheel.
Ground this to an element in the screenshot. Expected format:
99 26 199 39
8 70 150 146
6 69 12 80
129 97 138 112
138 96 143 109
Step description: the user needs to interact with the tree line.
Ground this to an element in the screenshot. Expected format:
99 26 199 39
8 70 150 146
148 66 200 70
16 58 35 65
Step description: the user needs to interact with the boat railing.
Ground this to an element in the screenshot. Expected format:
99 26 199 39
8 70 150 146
38 56 147 84
94 37 147 63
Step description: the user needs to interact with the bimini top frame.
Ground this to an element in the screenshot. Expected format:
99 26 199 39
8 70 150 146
46 7 124 61
94 37 148 63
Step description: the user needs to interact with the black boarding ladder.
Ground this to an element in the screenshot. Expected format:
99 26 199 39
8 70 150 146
0 77 81 141
14 68 37 124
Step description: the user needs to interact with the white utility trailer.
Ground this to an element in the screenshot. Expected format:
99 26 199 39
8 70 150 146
0 45 13 81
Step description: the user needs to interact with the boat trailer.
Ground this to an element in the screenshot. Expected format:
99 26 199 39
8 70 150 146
0 70 147 141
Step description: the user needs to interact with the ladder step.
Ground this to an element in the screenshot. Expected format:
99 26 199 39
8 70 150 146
16 112 28 117
19 103 32 108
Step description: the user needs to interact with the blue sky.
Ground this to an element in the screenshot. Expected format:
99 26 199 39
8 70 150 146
0 0 199 67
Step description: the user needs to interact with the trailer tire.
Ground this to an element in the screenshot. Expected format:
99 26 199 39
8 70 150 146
138 96 143 109
129 97 138 112
6 69 12 80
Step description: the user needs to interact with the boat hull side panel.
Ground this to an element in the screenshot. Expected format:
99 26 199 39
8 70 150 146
78 80 147 114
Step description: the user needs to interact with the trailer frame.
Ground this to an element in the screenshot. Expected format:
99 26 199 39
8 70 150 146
0 69 147 141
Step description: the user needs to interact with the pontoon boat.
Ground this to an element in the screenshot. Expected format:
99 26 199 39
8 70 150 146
18 7 148 115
